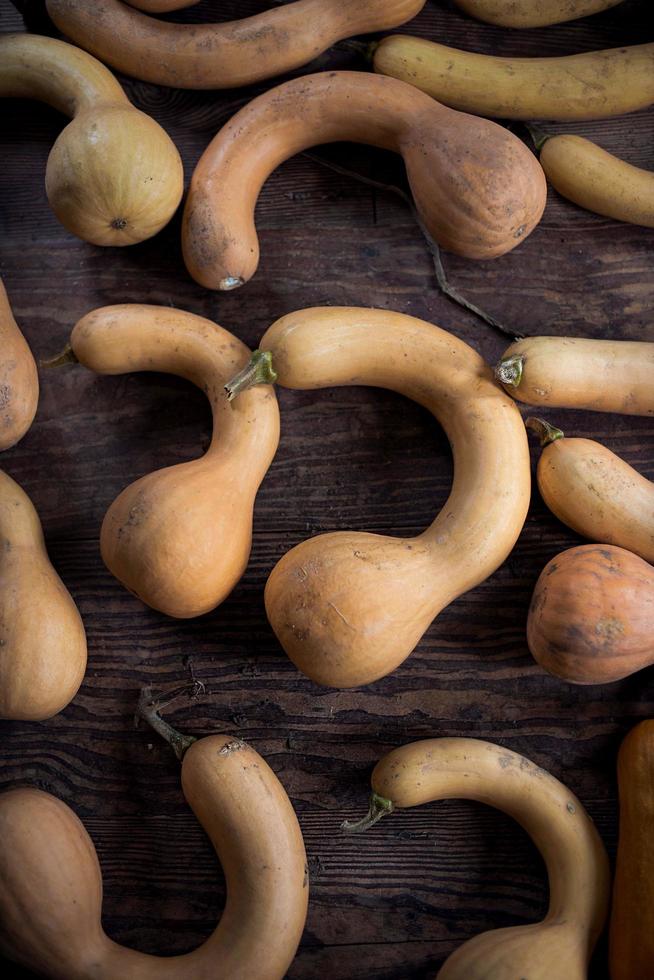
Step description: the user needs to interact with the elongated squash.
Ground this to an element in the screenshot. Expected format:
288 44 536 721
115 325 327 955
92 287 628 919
455 0 624 27
66 305 280 618
343 737 609 979
226 307 531 688
0 33 183 246
0 470 87 720
0 280 38 451
0 690 308 979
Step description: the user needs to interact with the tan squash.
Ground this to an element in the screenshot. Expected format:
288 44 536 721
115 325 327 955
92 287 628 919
126 0 197 10
0 469 87 720
46 0 425 89
183 71 546 290
343 737 610 979
372 36 654 120
535 133 654 228
527 418 654 563
609 719 654 980
0 689 308 979
0 279 38 451
527 544 654 684
226 306 531 688
65 304 279 618
455 0 624 27
495 336 654 416
0 33 183 246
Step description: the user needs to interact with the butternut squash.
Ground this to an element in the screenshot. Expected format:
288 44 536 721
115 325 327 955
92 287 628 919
372 36 654 120
527 544 654 684
183 71 546 290
226 306 531 688
609 719 654 980
126 0 197 10
536 133 654 228
46 0 426 89
65 304 279 618
0 33 183 246
0 279 38 452
495 336 654 415
455 0 624 27
527 417 654 563
0 469 87 720
343 737 609 979
0 689 308 979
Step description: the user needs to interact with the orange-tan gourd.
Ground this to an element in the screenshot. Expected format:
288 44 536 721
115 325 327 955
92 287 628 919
527 418 654 563
536 134 654 228
0 469 87 720
226 307 531 688
372 36 654 120
343 737 610 979
0 280 38 451
610 719 654 980
183 71 546 290
46 0 425 89
0 33 183 245
0 700 308 979
495 336 654 416
527 544 654 684
69 305 280 617
125 0 197 10
454 0 623 27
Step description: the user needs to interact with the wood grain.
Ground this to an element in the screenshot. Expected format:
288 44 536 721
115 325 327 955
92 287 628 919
0 0 653 977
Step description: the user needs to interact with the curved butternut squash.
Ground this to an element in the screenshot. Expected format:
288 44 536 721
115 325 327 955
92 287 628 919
0 692 308 979
527 544 654 684
0 469 87 720
46 0 425 89
536 134 654 228
527 417 654 563
495 336 654 415
67 305 280 618
455 0 624 27
610 719 654 980
0 279 38 452
343 737 609 979
0 33 183 246
372 36 654 120
183 71 546 290
226 306 531 688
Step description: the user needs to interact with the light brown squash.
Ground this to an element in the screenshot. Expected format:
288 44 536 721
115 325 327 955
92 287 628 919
343 737 610 979
183 71 546 290
46 0 426 89
372 36 654 120
0 689 308 979
0 279 38 452
126 0 197 10
527 417 654 563
527 544 654 684
0 469 87 720
455 0 624 27
67 304 280 618
226 306 531 688
0 33 183 246
495 336 654 416
609 719 654 980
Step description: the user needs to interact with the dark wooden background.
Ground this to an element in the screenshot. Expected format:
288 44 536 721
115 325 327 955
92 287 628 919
1 1 652 977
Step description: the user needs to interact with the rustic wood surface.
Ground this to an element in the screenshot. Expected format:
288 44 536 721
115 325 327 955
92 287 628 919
0 1 652 977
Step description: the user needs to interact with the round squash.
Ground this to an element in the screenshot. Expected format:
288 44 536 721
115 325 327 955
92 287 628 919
454 0 624 27
0 33 183 246
0 279 38 452
0 469 87 720
68 304 280 618
46 0 426 89
226 306 531 688
343 737 610 980
183 71 546 290
527 544 654 684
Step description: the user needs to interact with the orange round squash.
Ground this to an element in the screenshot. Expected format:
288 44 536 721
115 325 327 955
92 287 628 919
527 544 654 684
0 279 38 452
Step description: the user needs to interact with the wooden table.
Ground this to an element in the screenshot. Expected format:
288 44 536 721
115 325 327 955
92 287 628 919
1 1 652 977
